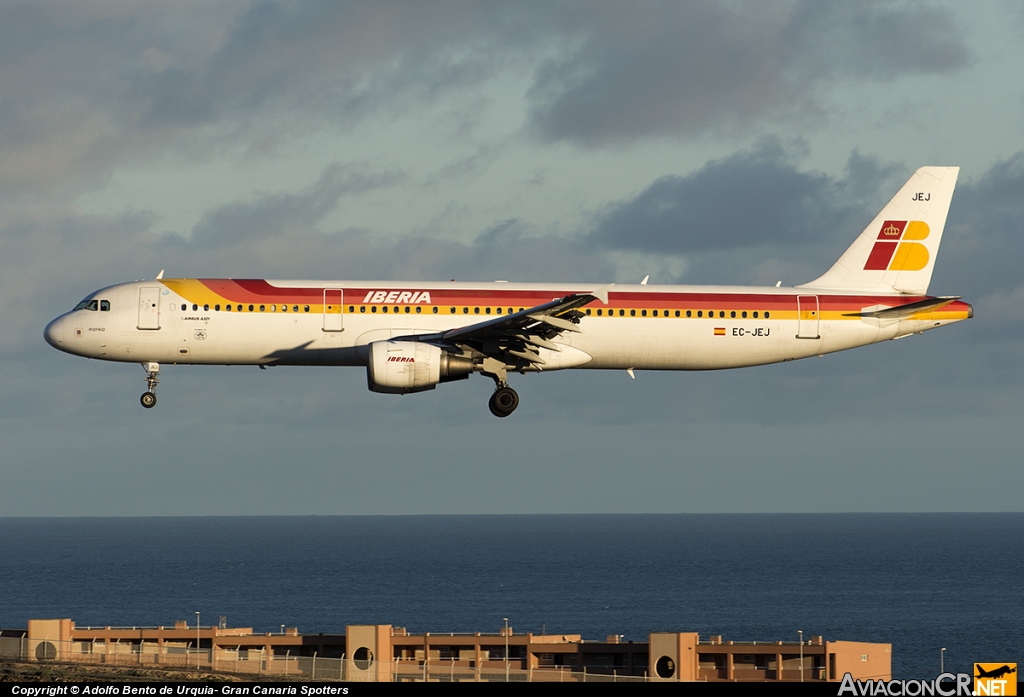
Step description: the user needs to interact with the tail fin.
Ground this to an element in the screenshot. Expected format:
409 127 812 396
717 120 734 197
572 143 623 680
798 166 959 295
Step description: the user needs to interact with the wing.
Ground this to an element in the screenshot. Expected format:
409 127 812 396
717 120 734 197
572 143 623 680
396 284 612 369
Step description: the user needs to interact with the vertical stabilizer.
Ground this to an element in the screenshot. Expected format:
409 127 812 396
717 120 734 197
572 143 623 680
798 166 959 295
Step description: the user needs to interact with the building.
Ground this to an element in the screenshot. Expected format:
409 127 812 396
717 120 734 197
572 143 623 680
7 618 890 682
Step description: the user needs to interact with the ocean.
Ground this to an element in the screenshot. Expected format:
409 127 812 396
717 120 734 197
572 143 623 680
0 514 1020 678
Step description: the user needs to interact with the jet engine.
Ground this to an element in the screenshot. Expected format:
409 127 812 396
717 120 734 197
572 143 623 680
366 340 474 394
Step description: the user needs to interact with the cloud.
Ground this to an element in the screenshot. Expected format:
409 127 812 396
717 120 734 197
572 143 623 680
586 143 908 284
527 0 970 145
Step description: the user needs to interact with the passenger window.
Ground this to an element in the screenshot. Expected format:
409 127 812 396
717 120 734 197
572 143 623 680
215 304 220 312
675 310 681 317
182 304 187 311
405 306 411 313
753 311 758 318
382 306 388 313
651 310 657 317
360 306 366 313
204 304 210 311
719 311 725 318
741 311 747 318
764 311 770 318
730 311 735 318
630 309 636 317
100 300 110 311
192 304 198 311
463 307 469 314
259 305 265 312
292 306 298 313
433 307 439 314
237 305 242 312
641 310 647 317
485 307 491 314
509 308 514 315
304 305 310 312
225 305 231 312
474 307 480 314
586 309 591 316
270 304 276 312
415 306 421 314
697 311 703 317
618 309 624 316
686 310 691 317
248 305 254 312
372 306 377 313
497 307 503 314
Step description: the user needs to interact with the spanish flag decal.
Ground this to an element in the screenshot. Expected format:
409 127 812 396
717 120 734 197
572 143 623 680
714 328 726 336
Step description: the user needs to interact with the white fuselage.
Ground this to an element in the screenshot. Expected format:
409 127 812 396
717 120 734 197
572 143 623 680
44 279 972 372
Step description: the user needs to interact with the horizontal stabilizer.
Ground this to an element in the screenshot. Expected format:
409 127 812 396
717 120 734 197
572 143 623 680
843 296 961 318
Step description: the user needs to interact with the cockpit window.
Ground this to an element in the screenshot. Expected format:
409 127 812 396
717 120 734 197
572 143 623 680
100 300 110 311
86 300 99 311
73 298 91 311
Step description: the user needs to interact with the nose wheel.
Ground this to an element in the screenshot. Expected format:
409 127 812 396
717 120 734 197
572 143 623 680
140 362 160 409
488 386 519 418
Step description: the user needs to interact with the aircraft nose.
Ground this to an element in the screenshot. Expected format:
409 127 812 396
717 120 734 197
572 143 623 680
44 316 64 349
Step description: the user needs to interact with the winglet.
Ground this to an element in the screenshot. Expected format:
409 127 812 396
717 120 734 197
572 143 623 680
156 269 165 280
590 283 614 304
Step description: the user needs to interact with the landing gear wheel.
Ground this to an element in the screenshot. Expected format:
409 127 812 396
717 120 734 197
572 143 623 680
140 391 157 409
488 386 519 418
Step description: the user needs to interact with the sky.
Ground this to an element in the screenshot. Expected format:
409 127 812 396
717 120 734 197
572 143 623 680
2 0 1023 515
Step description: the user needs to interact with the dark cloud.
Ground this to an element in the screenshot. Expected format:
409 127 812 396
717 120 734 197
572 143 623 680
527 0 970 145
0 0 975 195
190 163 406 247
587 144 907 286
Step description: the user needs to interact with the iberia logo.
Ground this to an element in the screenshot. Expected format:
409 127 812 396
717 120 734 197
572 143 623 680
863 220 930 272
975 663 1017 696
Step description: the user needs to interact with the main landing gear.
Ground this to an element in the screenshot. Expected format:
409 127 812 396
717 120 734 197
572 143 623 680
481 357 519 418
140 362 159 409
488 385 519 418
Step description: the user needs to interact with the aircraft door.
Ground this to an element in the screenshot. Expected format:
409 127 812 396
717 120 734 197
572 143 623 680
323 288 343 332
138 286 161 330
796 295 820 339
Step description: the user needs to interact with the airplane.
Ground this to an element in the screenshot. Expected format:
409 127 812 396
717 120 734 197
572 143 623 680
44 166 972 417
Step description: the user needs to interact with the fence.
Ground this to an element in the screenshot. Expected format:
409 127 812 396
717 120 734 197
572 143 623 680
0 637 650 682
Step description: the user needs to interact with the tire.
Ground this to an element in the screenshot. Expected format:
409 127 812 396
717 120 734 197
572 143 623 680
140 392 157 408
489 387 518 417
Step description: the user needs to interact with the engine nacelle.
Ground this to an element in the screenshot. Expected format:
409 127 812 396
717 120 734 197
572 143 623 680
366 340 474 394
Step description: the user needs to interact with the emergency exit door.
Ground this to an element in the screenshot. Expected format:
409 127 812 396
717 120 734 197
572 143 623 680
796 295 820 339
323 288 343 332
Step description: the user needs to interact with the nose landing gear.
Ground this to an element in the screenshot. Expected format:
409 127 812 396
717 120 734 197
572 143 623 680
140 362 160 409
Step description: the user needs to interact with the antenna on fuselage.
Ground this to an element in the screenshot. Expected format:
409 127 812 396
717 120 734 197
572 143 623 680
640 275 649 285
156 270 165 280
